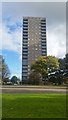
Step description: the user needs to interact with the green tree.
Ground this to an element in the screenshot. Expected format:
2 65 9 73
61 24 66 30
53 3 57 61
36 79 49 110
65 53 68 69
2 57 10 83
31 56 59 80
11 76 19 84
0 55 2 83
47 56 59 73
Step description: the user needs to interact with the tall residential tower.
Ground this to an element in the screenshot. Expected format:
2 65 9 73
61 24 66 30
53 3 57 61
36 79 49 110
22 17 47 82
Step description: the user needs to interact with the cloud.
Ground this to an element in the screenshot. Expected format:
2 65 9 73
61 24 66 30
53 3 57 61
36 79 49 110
2 2 66 25
0 24 2 51
2 2 66 59
47 23 66 58
2 20 22 60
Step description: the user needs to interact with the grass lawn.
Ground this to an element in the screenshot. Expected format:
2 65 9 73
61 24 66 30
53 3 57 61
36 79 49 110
2 94 66 118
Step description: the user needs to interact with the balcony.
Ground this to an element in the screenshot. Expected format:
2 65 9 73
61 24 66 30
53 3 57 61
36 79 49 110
41 33 46 36
23 24 28 29
22 52 28 55
41 19 46 22
42 43 46 46
23 37 28 39
23 34 28 36
22 60 28 65
23 47 28 49
41 46 46 49
41 43 46 46
23 22 28 25
22 73 28 76
23 64 28 66
22 44 28 47
22 68 28 70
41 28 46 31
23 19 28 21
23 41 28 43
41 37 46 40
23 31 28 34
42 47 46 50
42 51 46 53
23 28 28 31
22 56 28 60
41 30 46 33
41 41 46 43
23 49 28 52
22 54 28 56
41 35 46 37
41 25 46 28
41 22 46 25
42 51 47 55
22 67 28 70
42 54 47 56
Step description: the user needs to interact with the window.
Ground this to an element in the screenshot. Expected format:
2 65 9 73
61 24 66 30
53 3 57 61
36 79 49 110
35 48 38 50
41 32 46 34
23 22 28 24
41 35 46 37
28 65 30 67
23 47 28 49
41 23 46 25
23 37 28 39
22 68 28 70
22 65 28 67
28 69 30 71
23 34 28 37
23 31 28 34
23 19 28 21
23 25 28 27
23 41 28 43
22 58 28 60
22 54 28 56
42 51 46 53
23 28 28 31
41 41 46 43
22 60 28 65
23 44 28 47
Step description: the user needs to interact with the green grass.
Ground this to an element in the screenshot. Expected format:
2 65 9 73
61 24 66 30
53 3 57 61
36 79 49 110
2 94 66 118
0 94 2 119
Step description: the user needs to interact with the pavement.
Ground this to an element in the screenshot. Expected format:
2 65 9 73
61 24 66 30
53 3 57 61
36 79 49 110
0 85 67 94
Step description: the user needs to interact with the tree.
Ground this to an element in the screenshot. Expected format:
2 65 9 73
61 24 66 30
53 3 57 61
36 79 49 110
28 71 42 85
31 56 59 81
58 58 66 70
0 55 2 83
2 57 10 83
47 56 59 73
11 76 19 84
65 53 68 69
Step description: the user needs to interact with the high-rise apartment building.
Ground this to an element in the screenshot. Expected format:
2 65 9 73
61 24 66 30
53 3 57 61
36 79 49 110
22 17 47 82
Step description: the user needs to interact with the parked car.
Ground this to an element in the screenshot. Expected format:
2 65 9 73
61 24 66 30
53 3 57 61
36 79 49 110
6 81 12 85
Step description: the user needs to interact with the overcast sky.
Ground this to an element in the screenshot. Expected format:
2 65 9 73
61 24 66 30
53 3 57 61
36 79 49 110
1 2 66 78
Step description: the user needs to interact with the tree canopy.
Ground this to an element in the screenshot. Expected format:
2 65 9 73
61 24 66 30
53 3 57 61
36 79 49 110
31 56 59 79
11 76 19 84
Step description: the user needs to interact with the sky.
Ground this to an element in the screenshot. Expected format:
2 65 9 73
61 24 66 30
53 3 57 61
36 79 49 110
1 2 66 79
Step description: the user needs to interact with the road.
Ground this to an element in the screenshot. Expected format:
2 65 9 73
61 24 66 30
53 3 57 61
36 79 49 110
0 86 67 94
